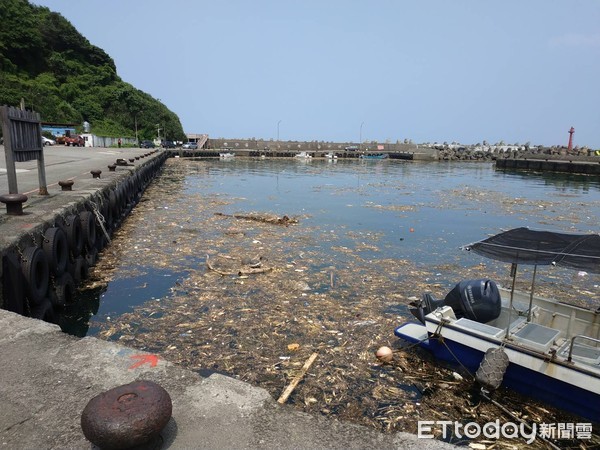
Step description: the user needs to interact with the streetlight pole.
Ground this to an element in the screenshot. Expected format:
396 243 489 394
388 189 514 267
277 120 281 141
360 121 364 151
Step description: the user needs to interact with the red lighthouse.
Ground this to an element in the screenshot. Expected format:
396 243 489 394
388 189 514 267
567 126 575 151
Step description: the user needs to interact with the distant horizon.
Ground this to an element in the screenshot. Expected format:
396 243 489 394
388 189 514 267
31 1 600 148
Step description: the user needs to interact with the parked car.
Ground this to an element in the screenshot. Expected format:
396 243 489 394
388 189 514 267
42 136 56 146
345 146 359 151
162 140 177 149
65 135 85 147
182 142 198 150
139 140 155 148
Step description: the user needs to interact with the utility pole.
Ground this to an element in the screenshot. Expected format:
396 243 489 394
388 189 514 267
359 122 364 151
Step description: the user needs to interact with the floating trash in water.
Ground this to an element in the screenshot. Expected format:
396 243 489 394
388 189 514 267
82 158 600 447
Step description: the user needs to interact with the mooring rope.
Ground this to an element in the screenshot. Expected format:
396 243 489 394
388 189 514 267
480 390 561 450
89 201 111 244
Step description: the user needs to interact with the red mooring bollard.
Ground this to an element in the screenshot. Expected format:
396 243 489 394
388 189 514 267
81 380 172 449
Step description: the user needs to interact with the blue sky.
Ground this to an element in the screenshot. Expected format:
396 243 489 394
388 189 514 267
32 1 600 148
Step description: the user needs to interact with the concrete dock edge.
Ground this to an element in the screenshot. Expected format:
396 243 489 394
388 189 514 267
0 309 455 449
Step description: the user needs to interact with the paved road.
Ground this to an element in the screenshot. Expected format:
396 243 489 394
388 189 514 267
0 145 155 195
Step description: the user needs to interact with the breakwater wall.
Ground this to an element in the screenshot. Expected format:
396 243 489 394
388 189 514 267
205 138 600 165
208 138 419 153
437 145 597 161
0 151 168 323
496 155 600 175
198 138 436 160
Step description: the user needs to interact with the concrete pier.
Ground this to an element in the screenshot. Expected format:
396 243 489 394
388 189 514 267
495 156 600 175
0 309 454 449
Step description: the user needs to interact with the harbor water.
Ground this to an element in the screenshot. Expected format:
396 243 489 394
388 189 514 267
59 157 600 441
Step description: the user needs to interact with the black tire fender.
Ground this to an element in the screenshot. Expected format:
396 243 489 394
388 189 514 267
85 246 98 267
109 189 119 216
50 272 75 309
21 246 49 305
2 251 26 314
79 211 97 249
64 214 84 257
71 256 89 285
30 298 58 323
43 227 69 276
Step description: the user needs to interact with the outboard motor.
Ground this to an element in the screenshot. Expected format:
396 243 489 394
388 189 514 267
410 279 501 325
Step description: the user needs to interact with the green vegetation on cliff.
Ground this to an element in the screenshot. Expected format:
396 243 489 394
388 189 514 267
0 0 184 140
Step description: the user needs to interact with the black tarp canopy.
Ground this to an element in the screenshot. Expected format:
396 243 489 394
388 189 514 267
463 227 600 274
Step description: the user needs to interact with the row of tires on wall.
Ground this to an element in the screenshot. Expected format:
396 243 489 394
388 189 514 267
1 152 167 323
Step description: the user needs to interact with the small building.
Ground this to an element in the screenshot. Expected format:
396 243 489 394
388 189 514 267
41 122 78 137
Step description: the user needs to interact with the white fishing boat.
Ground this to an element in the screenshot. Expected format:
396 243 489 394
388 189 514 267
325 152 338 159
219 152 235 159
294 151 312 159
395 227 600 422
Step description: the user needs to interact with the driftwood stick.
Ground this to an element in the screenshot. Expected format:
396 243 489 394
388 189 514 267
277 352 318 404
205 255 237 276
238 267 274 275
214 212 298 225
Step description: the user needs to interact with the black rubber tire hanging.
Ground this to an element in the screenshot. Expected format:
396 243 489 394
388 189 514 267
85 247 98 267
2 251 26 314
64 214 84 257
79 211 97 249
21 246 49 305
30 298 58 323
50 272 75 309
43 227 69 276
71 256 89 285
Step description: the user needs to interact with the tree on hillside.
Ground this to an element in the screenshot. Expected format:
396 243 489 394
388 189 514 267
0 0 184 140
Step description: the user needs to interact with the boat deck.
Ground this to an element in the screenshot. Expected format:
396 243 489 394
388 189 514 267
442 295 600 369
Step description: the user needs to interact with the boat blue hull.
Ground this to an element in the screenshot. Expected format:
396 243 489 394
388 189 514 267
395 324 600 423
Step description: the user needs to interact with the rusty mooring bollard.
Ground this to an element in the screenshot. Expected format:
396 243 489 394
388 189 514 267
128 158 135 163
58 180 74 191
108 164 116 172
81 380 172 449
90 170 102 179
0 193 28 215
135 156 140 160
116 158 128 166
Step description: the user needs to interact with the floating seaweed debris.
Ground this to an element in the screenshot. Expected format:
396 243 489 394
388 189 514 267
84 159 600 449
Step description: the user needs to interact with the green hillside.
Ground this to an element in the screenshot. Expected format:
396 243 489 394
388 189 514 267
0 0 184 140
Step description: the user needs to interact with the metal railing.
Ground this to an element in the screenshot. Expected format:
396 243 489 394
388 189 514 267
567 335 600 362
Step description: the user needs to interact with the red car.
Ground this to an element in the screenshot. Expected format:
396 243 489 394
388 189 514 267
65 135 85 147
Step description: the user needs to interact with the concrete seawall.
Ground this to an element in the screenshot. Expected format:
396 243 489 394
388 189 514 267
496 156 600 174
0 309 456 449
0 148 167 318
